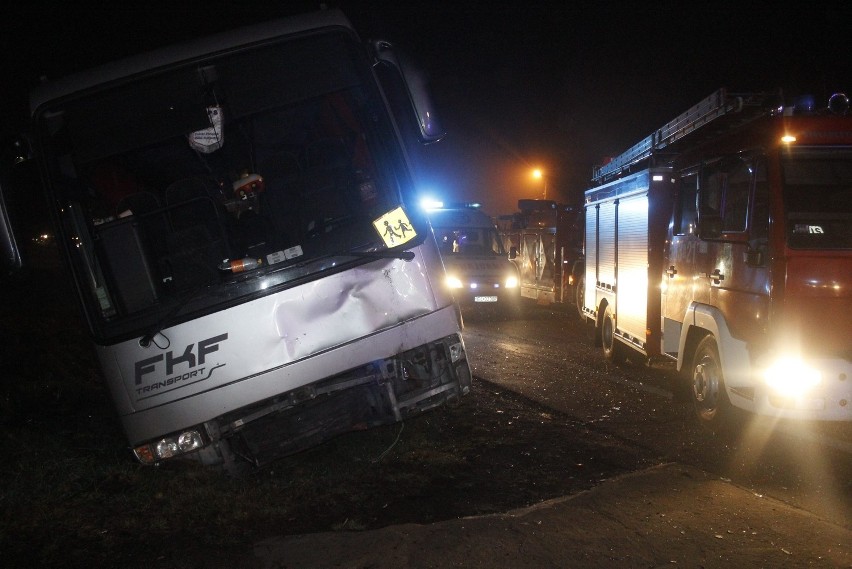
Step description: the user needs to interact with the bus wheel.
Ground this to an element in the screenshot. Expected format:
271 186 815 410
600 304 625 363
690 335 735 433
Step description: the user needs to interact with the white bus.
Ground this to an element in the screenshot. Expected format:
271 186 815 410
0 9 471 472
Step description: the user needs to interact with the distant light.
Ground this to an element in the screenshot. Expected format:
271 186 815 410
794 94 815 113
781 134 797 144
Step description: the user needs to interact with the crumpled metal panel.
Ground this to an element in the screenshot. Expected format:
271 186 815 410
272 257 436 360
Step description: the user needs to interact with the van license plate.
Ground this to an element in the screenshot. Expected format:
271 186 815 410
474 296 498 303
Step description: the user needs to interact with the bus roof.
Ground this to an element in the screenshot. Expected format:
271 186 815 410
29 8 354 115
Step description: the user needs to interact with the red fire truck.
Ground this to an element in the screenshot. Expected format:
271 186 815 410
579 88 851 430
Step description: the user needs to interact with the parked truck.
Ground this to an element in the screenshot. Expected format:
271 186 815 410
499 199 584 309
426 203 522 314
0 8 472 472
579 87 851 430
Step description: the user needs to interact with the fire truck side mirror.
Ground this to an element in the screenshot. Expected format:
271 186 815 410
744 240 769 267
744 248 766 267
696 207 722 239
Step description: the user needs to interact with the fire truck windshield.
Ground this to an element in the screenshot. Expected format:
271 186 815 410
782 149 852 250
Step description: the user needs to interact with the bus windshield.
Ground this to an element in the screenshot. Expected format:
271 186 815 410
37 30 422 343
783 149 852 250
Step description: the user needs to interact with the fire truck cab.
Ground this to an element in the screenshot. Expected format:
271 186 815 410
580 88 852 430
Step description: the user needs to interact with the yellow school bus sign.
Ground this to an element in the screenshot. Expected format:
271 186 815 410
373 206 417 247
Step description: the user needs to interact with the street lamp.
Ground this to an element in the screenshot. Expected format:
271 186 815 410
532 168 547 200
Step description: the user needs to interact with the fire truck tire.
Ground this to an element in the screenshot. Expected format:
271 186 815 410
574 274 585 320
689 335 736 432
600 304 626 364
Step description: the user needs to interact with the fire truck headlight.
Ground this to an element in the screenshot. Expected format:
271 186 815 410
763 357 822 397
504 275 518 288
133 428 206 464
445 275 463 289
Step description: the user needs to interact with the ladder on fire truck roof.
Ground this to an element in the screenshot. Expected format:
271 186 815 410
592 88 775 184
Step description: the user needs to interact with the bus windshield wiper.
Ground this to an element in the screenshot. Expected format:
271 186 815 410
140 281 215 347
342 250 415 261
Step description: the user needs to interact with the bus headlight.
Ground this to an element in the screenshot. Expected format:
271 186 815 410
133 428 207 464
763 357 822 397
445 275 463 289
504 275 518 288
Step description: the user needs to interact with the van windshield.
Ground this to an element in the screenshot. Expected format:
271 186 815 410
37 30 422 343
434 227 506 256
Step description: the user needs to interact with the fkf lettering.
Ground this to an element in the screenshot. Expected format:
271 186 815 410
134 334 228 394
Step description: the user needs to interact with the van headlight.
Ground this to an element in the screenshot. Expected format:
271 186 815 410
504 275 518 288
763 356 821 397
445 275 463 289
133 428 207 464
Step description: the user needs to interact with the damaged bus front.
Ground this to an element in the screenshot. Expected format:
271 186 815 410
3 9 471 472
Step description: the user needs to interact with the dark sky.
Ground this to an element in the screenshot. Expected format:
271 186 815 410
3 1 850 215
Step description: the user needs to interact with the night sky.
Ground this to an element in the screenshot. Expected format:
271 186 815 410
3 1 850 216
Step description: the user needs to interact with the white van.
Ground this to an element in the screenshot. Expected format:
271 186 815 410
427 204 521 313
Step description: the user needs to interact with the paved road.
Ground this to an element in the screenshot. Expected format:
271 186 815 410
460 303 852 529
252 304 852 569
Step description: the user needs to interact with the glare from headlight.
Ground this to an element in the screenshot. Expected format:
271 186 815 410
763 357 821 397
446 275 463 289
505 275 518 288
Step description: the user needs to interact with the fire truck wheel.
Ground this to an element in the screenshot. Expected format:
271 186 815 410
600 304 626 364
574 274 584 320
689 335 734 431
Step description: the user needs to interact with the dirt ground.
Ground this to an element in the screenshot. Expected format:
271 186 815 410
2 257 850 568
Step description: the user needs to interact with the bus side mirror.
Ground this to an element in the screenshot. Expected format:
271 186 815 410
509 245 517 259
0 181 23 272
0 136 32 273
372 40 445 143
